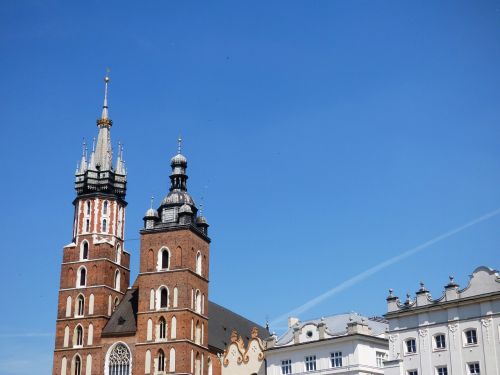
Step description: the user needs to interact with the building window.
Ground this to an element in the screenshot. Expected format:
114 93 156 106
116 245 121 264
437 367 448 375
77 267 86 287
76 295 85 317
75 325 83 347
103 201 108 215
376 352 386 368
161 249 169 269
405 338 417 354
74 355 82 375
158 349 165 372
465 329 478 345
86 201 91 215
408 371 418 375
305 355 316 372
107 343 131 375
85 219 90 232
114 270 120 291
281 359 292 374
434 334 446 349
159 317 166 339
196 252 202 276
330 352 342 368
102 219 107 232
468 363 480 374
82 242 89 260
160 288 168 308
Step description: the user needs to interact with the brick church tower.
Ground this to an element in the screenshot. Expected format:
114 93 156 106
132 139 212 374
52 75 130 375
53 75 266 375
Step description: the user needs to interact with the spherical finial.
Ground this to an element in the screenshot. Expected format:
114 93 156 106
177 137 182 154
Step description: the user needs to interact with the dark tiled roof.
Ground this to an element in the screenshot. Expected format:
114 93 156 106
102 289 138 336
208 301 268 352
101 290 268 351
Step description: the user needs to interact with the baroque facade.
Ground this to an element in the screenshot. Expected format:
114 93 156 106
52 76 266 375
265 314 389 375
384 266 500 375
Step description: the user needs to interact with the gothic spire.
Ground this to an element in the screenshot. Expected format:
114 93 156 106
94 73 113 171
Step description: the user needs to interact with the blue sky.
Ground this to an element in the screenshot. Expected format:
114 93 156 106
1 0 500 373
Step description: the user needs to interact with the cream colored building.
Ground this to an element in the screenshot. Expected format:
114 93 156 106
220 327 266 375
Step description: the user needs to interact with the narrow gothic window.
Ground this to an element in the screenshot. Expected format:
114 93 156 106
103 201 108 215
77 295 84 316
159 317 166 339
158 349 165 372
114 297 119 311
86 201 91 215
75 326 83 346
102 219 107 233
74 355 82 375
114 270 120 291
78 268 86 287
85 219 90 232
161 250 169 269
82 242 89 260
160 288 168 308
195 290 201 313
107 343 131 375
116 245 121 264
196 252 202 275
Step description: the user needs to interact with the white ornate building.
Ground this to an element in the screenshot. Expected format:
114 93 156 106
384 266 500 375
220 328 266 375
265 313 388 375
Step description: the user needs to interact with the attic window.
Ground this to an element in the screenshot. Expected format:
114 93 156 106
306 330 313 338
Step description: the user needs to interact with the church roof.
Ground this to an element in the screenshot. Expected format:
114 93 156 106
102 289 268 352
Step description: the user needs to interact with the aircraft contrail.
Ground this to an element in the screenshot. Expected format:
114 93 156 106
269 207 500 327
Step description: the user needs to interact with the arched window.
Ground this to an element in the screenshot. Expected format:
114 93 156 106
194 352 201 375
86 355 92 375
157 349 165 372
169 348 176 372
87 324 93 346
86 201 91 215
85 219 90 232
147 319 153 341
61 357 67 375
113 297 119 312
63 326 70 347
145 350 151 374
114 270 120 291
159 317 166 340
81 242 89 260
149 289 155 310
107 343 131 375
159 288 168 309
102 219 107 233
195 321 201 345
76 295 85 317
158 248 169 270
66 296 72 317
173 287 178 308
195 290 201 313
74 325 83 347
73 355 82 375
171 316 177 339
196 252 202 276
77 267 86 288
89 294 94 315
116 245 122 265
207 358 212 375
103 201 108 215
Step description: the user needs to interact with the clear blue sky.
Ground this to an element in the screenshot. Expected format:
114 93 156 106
1 0 500 373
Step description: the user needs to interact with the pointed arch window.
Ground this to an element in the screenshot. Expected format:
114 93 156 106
74 355 82 375
107 343 131 375
116 245 122 265
195 290 201 313
86 201 91 215
74 325 83 347
77 267 86 288
76 295 85 317
158 349 165 372
196 252 202 276
103 201 108 215
85 219 90 233
114 270 120 291
102 219 107 233
158 248 170 270
113 297 119 312
160 288 168 309
81 242 89 260
159 317 166 340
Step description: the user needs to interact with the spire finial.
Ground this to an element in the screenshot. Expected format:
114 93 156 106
92 137 96 152
177 136 182 154
199 196 204 216
150 196 154 209
82 138 87 157
97 68 112 126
